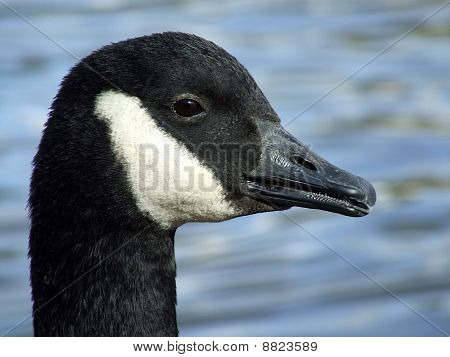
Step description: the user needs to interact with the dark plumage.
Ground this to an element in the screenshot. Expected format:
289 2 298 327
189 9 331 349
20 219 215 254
29 32 375 336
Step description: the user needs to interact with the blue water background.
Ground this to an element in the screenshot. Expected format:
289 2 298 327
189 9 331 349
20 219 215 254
0 0 449 336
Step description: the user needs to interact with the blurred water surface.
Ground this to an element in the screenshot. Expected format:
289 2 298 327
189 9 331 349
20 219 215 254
0 0 449 336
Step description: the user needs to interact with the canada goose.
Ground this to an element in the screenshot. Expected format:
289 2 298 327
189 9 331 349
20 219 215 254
29 32 376 336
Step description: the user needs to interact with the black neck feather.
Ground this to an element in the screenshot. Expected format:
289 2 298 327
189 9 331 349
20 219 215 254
29 80 179 336
29 215 178 336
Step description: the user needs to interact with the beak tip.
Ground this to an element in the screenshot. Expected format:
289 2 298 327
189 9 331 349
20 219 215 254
365 179 377 208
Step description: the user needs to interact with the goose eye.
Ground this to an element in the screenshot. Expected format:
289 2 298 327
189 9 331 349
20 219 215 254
173 98 204 117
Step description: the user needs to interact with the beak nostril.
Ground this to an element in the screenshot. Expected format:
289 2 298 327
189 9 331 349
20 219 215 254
292 155 317 171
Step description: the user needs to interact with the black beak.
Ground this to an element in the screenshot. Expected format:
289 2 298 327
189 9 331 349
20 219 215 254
244 121 376 217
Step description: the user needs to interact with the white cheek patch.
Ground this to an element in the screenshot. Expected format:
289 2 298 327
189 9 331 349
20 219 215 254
94 90 239 229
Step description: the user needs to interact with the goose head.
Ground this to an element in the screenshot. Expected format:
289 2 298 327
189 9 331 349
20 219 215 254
85 32 375 229
29 32 376 336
